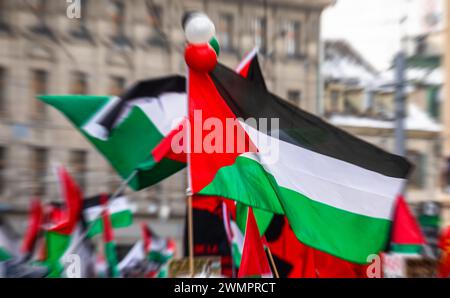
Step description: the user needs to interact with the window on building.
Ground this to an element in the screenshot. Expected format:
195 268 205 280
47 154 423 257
71 71 88 94
70 0 92 40
147 4 164 45
31 70 48 119
70 150 87 191
218 13 234 52
343 94 358 114
110 1 126 37
285 20 301 57
31 0 48 25
330 90 339 112
109 76 125 96
364 90 375 114
287 90 301 106
253 16 267 54
0 0 6 25
31 147 48 196
0 67 5 113
427 85 440 120
0 147 5 195
407 150 426 189
445 157 450 193
79 0 88 22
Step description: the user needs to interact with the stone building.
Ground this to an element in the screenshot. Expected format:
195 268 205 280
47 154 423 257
0 0 332 250
323 39 449 227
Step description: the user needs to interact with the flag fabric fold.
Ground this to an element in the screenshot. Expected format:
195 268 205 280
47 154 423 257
38 76 187 191
187 61 412 264
238 208 272 278
21 199 43 256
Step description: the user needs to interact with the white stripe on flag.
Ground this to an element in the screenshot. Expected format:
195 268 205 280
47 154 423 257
240 122 406 219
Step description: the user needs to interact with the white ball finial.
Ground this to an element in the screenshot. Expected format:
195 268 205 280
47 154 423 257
184 14 215 44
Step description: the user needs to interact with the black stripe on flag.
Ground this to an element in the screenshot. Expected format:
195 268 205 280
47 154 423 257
99 75 186 135
210 64 412 179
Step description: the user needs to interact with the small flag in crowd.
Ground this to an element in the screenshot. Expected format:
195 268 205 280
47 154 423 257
142 223 175 278
100 194 120 278
44 166 83 277
390 195 425 254
83 195 133 238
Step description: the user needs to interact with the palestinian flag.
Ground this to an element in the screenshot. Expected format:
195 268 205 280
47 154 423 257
390 195 425 254
187 62 412 264
142 223 175 277
83 195 133 237
222 199 272 270
142 223 175 264
38 49 265 192
38 77 187 190
238 208 272 278
21 199 43 257
100 194 120 278
151 48 266 165
43 166 83 277
118 240 145 277
222 200 243 271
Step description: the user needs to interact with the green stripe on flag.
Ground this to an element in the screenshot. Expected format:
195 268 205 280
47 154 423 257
231 243 242 268
88 210 133 238
45 231 72 278
148 251 173 264
419 215 440 227
105 241 120 278
0 247 11 261
236 203 273 236
200 156 391 264
391 244 423 254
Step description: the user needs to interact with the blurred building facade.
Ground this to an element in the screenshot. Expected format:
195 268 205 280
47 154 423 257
323 39 446 225
0 0 332 249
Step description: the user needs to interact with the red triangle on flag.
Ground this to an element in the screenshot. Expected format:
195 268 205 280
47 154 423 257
391 195 425 246
238 207 272 278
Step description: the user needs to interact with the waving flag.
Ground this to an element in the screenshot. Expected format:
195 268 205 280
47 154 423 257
43 166 83 277
390 195 425 254
83 195 133 238
142 223 175 277
100 194 120 278
187 61 412 264
38 77 186 190
38 48 267 192
21 199 43 257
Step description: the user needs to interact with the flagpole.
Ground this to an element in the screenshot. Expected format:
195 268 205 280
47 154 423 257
265 246 280 278
111 170 138 199
187 193 195 277
184 23 194 277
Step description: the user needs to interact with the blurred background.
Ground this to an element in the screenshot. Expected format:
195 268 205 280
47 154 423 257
0 0 448 259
